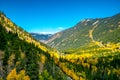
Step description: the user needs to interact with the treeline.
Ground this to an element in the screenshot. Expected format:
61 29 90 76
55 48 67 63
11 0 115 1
59 47 120 80
0 24 40 79
0 23 68 80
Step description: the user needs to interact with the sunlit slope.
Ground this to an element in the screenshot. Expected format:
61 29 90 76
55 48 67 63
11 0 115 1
0 12 120 80
0 12 56 53
47 13 120 52
58 42 120 80
93 13 120 43
46 13 120 80
0 12 68 80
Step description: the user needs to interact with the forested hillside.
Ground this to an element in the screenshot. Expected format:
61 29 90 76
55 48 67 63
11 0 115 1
46 13 120 80
0 12 120 80
0 12 68 80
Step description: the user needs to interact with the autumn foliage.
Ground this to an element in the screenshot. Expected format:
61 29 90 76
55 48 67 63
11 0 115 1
7 68 30 80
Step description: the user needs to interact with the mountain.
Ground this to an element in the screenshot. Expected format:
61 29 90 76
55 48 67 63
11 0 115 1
46 13 120 80
0 12 120 80
47 13 120 52
30 33 53 43
0 12 69 80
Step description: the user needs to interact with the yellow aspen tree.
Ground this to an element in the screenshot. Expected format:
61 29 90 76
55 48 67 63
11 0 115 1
7 68 17 80
7 68 30 80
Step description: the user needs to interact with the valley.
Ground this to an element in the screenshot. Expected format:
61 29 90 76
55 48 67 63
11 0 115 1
0 12 120 80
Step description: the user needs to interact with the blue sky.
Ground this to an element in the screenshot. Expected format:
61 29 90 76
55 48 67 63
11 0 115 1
0 0 120 34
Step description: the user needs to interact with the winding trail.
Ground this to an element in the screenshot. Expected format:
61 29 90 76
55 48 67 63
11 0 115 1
89 25 105 47
89 25 98 42
88 25 120 49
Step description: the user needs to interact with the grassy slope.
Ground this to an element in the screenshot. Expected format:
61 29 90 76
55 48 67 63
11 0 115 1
47 13 120 52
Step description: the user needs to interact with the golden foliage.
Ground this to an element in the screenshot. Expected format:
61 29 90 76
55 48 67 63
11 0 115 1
21 52 25 59
106 68 111 75
58 62 79 80
7 68 17 80
88 58 98 65
7 68 30 80
79 77 84 80
0 78 3 80
91 66 97 72
41 54 46 64
7 54 15 73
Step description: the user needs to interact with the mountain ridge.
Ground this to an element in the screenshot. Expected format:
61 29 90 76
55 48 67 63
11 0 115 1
47 13 120 52
0 12 120 80
30 33 53 43
0 12 69 80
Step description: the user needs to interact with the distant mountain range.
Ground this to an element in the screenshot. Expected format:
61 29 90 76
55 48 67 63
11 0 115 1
30 33 53 43
47 13 120 51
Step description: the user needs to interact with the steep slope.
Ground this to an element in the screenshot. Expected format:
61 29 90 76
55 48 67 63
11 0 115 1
46 13 120 80
0 12 68 80
0 12 120 80
30 33 53 43
47 13 120 52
